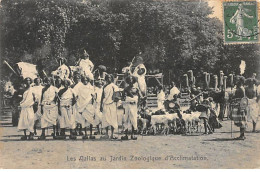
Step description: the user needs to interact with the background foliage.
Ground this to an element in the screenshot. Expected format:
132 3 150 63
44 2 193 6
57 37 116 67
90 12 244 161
1 0 259 84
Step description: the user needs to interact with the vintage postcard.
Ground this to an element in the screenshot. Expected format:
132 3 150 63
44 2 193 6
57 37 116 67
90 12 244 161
0 0 260 169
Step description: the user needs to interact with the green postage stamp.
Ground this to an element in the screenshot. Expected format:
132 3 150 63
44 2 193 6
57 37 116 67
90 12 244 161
223 0 259 44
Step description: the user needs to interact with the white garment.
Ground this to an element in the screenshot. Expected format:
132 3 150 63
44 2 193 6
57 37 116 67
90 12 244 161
74 83 95 127
95 87 103 104
18 87 35 133
124 96 138 131
32 85 44 120
41 86 59 128
131 64 147 95
102 83 118 129
257 85 260 96
59 88 76 129
157 90 165 109
31 85 44 101
72 82 84 126
247 99 259 123
79 58 94 75
168 86 180 100
93 87 103 126
102 83 118 105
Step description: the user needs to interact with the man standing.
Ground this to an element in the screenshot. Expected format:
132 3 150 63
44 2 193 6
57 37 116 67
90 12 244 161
93 80 104 135
58 80 77 139
32 77 44 135
157 85 165 110
54 77 64 136
74 76 96 139
130 56 147 97
18 77 36 140
232 76 247 140
78 50 94 76
245 78 258 132
38 77 59 140
121 76 140 140
168 82 180 100
100 74 118 140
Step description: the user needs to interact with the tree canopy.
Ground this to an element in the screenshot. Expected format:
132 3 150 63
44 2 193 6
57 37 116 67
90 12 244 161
1 0 259 84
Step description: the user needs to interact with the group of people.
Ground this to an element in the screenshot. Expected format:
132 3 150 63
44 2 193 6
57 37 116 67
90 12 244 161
6 49 260 141
16 51 147 141
153 73 260 140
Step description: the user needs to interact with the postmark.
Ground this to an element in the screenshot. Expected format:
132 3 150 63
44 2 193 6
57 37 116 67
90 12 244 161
223 0 259 44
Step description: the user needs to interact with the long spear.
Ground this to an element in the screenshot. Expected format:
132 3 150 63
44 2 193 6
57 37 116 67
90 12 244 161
3 60 19 76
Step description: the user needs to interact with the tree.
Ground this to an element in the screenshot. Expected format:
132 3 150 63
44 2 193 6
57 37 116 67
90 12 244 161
1 0 259 84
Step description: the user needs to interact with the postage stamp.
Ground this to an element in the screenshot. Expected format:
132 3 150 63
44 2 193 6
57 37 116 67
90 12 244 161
223 0 259 44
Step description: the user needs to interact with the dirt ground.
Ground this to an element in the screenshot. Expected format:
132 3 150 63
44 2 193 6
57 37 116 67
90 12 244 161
0 114 260 169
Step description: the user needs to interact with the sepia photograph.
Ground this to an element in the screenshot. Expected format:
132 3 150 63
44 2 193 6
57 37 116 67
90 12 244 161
0 0 260 169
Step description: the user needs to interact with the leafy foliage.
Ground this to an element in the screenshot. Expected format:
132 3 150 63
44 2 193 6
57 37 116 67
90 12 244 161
1 0 259 84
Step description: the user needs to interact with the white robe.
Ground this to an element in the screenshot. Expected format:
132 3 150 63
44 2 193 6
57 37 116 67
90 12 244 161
74 83 95 128
41 86 59 128
131 64 147 95
17 87 35 133
124 96 138 131
247 98 259 123
59 88 76 129
168 86 180 100
93 87 103 126
31 85 44 120
157 91 165 109
79 59 94 76
102 83 118 129
73 82 84 126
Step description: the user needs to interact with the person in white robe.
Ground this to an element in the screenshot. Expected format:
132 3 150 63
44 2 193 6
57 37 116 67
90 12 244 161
157 85 165 110
121 76 141 140
58 80 77 139
100 74 118 140
168 82 180 100
245 78 259 132
130 56 147 98
93 80 104 134
17 77 36 140
54 77 64 136
38 77 59 140
78 50 94 77
31 77 44 135
72 74 84 136
74 76 96 139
